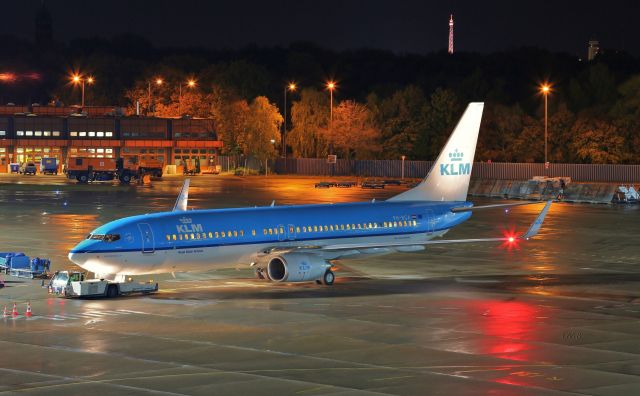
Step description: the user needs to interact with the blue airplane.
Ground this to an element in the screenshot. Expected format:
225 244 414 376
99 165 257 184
69 102 552 285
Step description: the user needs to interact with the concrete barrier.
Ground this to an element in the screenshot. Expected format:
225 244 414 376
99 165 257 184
490 180 514 198
469 179 618 204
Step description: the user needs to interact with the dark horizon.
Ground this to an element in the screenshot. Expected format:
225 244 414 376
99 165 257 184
3 0 640 57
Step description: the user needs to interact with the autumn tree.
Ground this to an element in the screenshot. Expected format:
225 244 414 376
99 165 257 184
242 96 283 161
289 88 329 157
571 117 626 164
414 88 461 160
326 100 381 159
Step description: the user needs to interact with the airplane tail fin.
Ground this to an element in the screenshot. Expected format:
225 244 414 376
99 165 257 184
388 102 484 202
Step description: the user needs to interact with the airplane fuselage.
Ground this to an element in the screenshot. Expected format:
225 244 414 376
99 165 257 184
69 200 472 276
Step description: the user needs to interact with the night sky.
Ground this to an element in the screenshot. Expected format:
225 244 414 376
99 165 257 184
3 0 640 56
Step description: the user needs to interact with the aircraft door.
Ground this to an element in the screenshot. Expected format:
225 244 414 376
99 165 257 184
287 224 297 240
137 223 155 253
277 224 286 241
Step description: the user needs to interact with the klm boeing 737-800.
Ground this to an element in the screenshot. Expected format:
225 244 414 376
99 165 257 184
68 102 552 285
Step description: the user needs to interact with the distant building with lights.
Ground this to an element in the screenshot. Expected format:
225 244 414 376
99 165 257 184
0 105 222 173
588 39 600 61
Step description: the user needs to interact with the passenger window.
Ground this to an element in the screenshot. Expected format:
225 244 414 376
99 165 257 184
233 231 238 237
269 229 273 235
279 227 284 234
221 232 226 238
240 230 244 237
340 224 344 230
252 230 256 236
166 235 170 241
172 234 177 240
323 225 328 232
413 220 417 226
303 226 307 232
215 232 219 238
179 234 183 240
329 225 334 231
289 226 294 233
263 229 267 235
208 232 213 238
296 227 300 233
346 224 351 230
313 226 318 232
196 233 201 240
228 230 232 237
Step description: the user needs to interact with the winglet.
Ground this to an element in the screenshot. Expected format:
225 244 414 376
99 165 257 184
172 179 190 212
521 200 552 240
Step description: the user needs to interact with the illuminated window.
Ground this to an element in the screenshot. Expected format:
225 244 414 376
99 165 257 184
313 226 318 232
221 232 226 238
53 131 60 136
79 132 86 137
393 221 398 227
346 224 351 230
105 132 113 137
279 227 284 235
166 235 170 241
263 229 267 235
323 225 328 232
329 225 333 231
233 231 238 237
269 229 273 235
252 230 256 236
196 233 200 240
179 234 183 240
208 232 213 238
202 232 207 239
35 131 42 136
172 234 176 240
215 232 219 238
228 230 232 237
368 223 373 229
340 224 344 230
240 230 244 237
296 227 300 233
303 226 307 232
413 220 417 226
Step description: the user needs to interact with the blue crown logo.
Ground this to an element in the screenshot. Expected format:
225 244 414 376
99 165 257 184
179 217 193 224
449 149 464 162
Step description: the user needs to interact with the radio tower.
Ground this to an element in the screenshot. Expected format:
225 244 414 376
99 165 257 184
448 14 454 54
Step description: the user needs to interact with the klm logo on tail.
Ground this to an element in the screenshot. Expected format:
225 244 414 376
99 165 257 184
440 149 471 176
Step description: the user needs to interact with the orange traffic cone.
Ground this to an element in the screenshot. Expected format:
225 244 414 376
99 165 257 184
25 301 33 317
11 302 19 316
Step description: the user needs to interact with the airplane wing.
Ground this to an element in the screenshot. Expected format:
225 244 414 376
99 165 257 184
450 200 548 213
282 200 553 253
172 179 190 212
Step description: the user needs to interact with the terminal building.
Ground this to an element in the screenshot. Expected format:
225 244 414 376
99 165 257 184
0 105 223 173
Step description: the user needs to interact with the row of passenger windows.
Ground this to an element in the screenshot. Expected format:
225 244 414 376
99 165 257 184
164 219 418 243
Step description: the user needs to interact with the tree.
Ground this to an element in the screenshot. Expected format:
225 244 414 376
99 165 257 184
326 100 381 159
477 104 525 162
414 88 461 160
243 96 283 161
289 88 329 157
369 86 428 159
570 117 626 163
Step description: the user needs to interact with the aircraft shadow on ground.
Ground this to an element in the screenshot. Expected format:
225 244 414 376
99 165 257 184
146 273 640 301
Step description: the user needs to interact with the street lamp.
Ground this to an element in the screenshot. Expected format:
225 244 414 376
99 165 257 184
540 83 551 171
71 74 94 108
148 78 163 116
326 81 336 154
283 82 296 158
179 79 197 115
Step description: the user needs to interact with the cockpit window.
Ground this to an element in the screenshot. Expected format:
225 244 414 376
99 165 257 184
104 234 120 242
88 234 120 242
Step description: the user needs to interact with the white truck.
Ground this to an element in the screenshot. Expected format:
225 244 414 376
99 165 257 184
48 271 158 298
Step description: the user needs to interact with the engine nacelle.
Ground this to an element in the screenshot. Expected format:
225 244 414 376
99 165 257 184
267 253 330 282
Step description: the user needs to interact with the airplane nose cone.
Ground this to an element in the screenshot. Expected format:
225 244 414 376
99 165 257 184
68 250 83 265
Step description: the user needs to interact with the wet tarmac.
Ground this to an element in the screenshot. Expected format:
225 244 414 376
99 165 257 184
1 174 639 395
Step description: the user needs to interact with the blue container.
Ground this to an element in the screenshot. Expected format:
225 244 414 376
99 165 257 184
40 158 58 174
9 163 20 173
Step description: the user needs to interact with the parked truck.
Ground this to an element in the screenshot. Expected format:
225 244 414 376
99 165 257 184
40 157 58 175
138 158 164 177
65 157 138 184
48 271 158 298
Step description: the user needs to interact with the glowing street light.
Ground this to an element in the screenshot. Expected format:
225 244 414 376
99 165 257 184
539 83 552 171
179 79 197 115
326 81 337 154
282 82 297 158
147 78 163 116
71 74 94 108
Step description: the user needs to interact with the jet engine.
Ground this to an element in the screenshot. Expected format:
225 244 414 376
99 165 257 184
266 252 333 284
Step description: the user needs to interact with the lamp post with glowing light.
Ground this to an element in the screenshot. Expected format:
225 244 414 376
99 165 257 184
326 81 336 154
283 82 296 158
540 84 551 171
71 74 94 108
179 79 196 116
148 78 163 116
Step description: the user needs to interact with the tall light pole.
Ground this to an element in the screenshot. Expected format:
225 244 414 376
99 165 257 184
148 78 163 116
326 81 336 154
71 74 94 108
540 84 551 171
179 79 196 116
283 82 296 158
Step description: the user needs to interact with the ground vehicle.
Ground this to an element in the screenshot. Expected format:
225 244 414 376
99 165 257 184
48 271 158 298
19 162 37 175
65 157 138 184
361 178 385 189
0 252 50 278
138 158 164 177
40 157 58 175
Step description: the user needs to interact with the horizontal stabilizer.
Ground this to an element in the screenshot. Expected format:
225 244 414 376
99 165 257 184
172 179 190 212
451 201 545 213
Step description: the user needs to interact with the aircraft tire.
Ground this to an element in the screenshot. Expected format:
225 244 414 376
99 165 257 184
321 270 335 286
